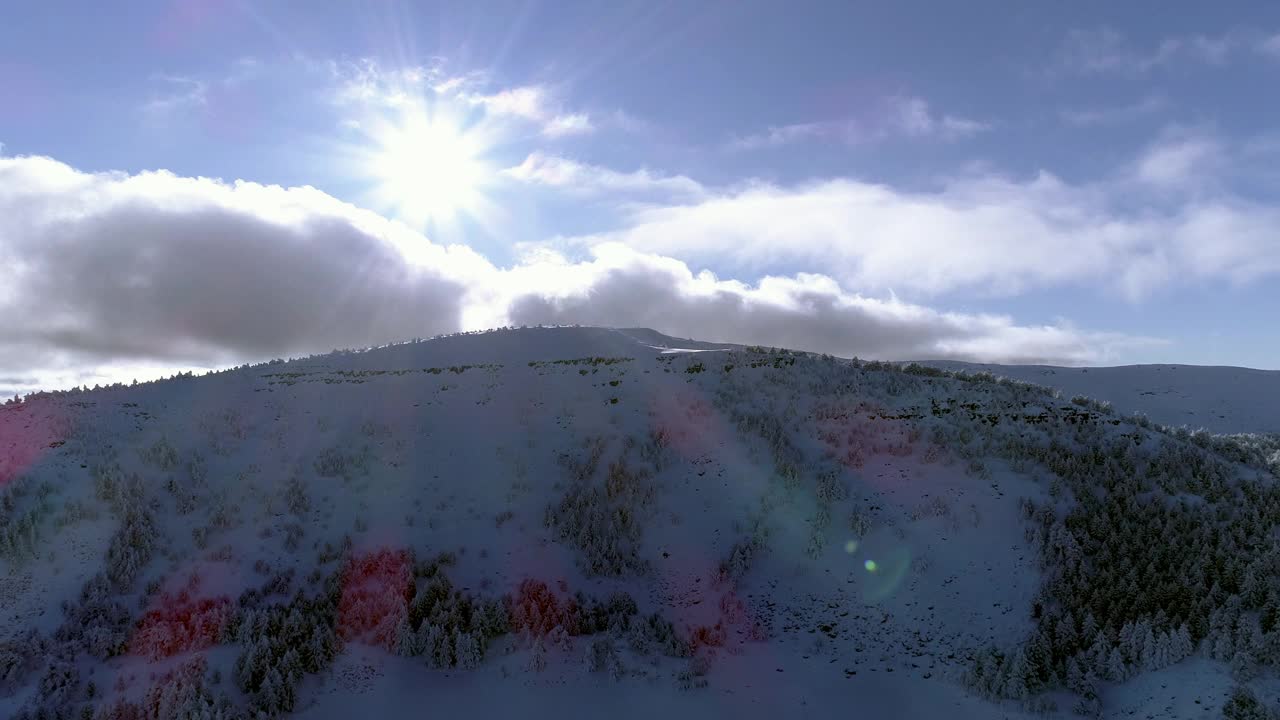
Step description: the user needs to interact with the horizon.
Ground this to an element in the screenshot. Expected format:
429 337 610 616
3 1 1279 396
10 324 1279 404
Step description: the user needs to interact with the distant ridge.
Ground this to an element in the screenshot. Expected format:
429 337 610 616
920 360 1280 434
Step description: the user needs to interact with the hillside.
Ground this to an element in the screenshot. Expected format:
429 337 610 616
922 361 1280 436
2 326 1279 720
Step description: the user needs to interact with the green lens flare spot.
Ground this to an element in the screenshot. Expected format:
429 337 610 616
845 540 859 554
864 559 878 572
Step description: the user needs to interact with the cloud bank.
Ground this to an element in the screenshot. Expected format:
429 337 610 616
0 153 1146 396
561 133 1280 300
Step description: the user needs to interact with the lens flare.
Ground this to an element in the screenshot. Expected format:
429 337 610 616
859 546 912 603
341 95 503 242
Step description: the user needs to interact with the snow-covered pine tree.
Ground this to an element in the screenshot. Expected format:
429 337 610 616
1139 625 1157 671
1087 631 1111 676
1106 647 1127 682
395 617 421 657
454 630 483 670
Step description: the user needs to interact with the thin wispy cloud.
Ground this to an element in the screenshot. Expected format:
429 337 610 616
326 58 482 108
324 60 593 138
142 75 208 116
464 85 595 138
1130 130 1224 189
1058 26 1280 75
1060 94 1167 127
501 152 704 198
541 112 595 138
1260 33 1280 58
729 95 988 150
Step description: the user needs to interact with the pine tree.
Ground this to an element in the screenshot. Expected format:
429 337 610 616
1087 631 1111 676
1173 624 1194 661
1057 613 1079 652
454 630 482 670
422 624 448 669
1139 625 1157 671
1118 621 1137 662
394 617 421 657
527 637 548 673
1229 647 1258 681
1006 648 1030 699
1066 656 1087 694
1221 685 1269 720
1107 647 1127 682
1025 630 1052 687
1082 612 1099 644
1152 631 1171 670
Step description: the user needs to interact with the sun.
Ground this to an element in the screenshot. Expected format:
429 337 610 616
357 104 492 231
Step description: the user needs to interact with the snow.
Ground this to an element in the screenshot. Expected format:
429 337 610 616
1 326 1275 719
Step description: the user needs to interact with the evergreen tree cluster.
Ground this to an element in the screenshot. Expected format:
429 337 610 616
0 474 56 563
910 376 1280 707
391 559 507 669
545 448 657 577
231 581 342 717
506 578 691 659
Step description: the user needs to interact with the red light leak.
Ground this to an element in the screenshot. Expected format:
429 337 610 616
647 386 729 463
813 398 937 487
0 401 73 488
130 572 234 661
337 548 413 650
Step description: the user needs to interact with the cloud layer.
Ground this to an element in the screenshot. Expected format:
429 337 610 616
0 154 1145 396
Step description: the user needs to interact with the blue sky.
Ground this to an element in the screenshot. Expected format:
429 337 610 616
2 0 1279 393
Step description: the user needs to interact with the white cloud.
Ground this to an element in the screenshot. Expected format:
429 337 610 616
556 133 1280 301
1060 94 1167 127
889 96 989 139
327 58 461 107
464 84 596 138
469 86 544 119
541 113 595 138
1132 132 1223 188
729 123 827 150
142 75 208 116
730 95 988 150
0 153 1147 395
501 152 704 198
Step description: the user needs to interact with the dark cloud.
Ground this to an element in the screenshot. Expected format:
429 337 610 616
0 156 471 384
504 246 1155 365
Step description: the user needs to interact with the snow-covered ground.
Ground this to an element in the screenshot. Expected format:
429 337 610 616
2 327 1277 719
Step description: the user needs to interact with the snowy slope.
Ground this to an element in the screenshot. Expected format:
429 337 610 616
2 327 1278 720
922 361 1280 435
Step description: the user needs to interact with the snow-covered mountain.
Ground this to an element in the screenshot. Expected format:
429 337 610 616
922 361 1280 435
2 326 1278 720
